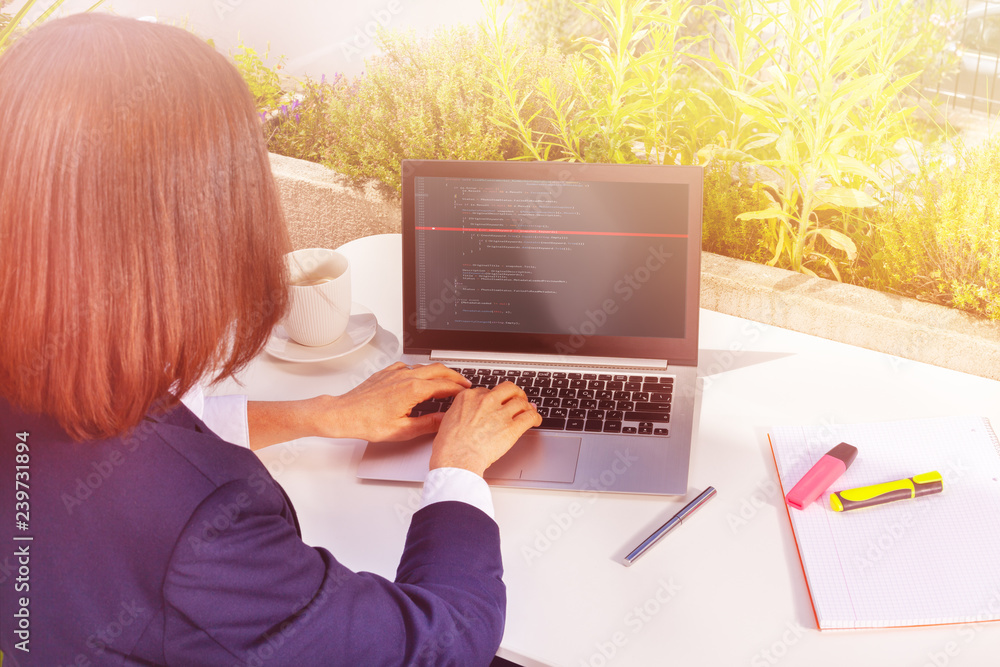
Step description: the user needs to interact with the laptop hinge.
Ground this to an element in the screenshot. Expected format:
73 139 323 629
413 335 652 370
429 350 669 371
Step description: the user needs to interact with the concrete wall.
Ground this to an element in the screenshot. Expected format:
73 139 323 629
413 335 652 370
270 153 401 251
701 253 1000 380
269 153 1000 381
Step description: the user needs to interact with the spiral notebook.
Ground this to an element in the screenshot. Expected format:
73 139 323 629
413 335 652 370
769 416 1000 630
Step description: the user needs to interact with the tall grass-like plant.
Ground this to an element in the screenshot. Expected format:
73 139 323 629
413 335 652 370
483 0 701 165
698 0 928 280
570 0 697 164
481 0 554 161
693 0 776 155
0 0 103 53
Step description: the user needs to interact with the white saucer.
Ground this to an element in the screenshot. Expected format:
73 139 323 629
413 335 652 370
266 302 378 363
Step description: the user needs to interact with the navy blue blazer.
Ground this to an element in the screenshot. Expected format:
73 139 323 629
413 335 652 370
0 398 505 665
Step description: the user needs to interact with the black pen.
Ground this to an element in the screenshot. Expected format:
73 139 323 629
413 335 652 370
622 486 717 566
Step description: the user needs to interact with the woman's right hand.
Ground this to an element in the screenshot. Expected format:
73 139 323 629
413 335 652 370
430 381 542 477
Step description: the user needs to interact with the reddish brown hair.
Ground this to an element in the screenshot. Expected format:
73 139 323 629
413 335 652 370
0 14 290 440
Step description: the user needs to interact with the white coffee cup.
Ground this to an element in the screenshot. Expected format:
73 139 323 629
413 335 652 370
283 248 351 346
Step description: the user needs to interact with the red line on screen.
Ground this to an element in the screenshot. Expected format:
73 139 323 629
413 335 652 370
415 227 687 238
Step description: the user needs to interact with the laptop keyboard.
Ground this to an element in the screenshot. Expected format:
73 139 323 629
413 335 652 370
409 367 672 437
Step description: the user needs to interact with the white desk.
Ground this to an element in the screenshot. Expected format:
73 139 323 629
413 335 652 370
213 233 1000 667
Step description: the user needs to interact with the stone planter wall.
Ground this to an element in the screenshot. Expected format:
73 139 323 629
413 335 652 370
269 153 400 250
701 253 1000 380
269 153 1000 381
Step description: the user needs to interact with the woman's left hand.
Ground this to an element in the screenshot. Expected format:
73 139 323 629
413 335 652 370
315 361 472 442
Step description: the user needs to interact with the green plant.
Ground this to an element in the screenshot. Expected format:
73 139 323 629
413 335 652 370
321 25 518 193
264 76 340 165
481 0 558 161
701 160 773 264
502 0 599 53
700 0 924 281
482 1 593 162
589 0 701 165
483 0 703 165
0 0 103 53
232 41 285 110
693 1 776 155
903 0 963 94
869 138 1000 320
229 42 341 166
510 0 717 58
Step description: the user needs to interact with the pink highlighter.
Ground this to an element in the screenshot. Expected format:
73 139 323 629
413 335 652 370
785 443 858 510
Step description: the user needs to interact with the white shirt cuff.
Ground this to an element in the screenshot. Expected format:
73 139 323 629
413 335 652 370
180 385 251 449
201 394 250 449
420 467 495 519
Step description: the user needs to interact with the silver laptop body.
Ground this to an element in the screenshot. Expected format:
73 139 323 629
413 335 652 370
357 160 703 495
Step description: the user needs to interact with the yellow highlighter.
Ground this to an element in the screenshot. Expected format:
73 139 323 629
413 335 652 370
830 472 943 512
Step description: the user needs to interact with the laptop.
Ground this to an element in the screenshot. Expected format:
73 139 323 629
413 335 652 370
357 159 703 495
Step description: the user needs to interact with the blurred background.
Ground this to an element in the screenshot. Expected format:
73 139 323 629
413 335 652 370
3 0 491 77
3 0 999 322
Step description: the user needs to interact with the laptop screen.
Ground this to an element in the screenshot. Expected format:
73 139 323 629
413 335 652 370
401 161 702 365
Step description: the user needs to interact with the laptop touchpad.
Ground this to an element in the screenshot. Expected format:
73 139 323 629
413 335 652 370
484 432 581 483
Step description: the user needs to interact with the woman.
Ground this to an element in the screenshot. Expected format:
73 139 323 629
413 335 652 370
0 13 539 665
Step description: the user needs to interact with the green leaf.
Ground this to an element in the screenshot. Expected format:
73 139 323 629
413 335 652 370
742 134 777 152
1 0 104 52
775 128 798 164
28 0 70 29
0 0 38 48
814 186 879 210
810 253 843 282
801 265 822 279
737 207 785 221
834 155 887 191
826 131 865 155
746 50 775 78
698 145 754 163
812 228 858 260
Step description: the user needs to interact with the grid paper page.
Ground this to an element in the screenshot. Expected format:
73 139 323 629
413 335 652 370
770 416 1000 630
